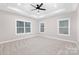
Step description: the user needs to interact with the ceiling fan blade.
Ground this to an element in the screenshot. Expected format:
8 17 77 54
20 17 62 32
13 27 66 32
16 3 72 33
31 4 36 8
39 8 46 10
39 3 43 7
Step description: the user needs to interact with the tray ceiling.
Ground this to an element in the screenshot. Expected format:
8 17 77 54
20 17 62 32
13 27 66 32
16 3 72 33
0 3 78 18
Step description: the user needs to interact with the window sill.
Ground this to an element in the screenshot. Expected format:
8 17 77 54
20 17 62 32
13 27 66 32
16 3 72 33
57 33 70 36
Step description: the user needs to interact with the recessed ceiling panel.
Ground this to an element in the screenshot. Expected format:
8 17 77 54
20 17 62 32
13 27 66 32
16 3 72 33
0 3 78 18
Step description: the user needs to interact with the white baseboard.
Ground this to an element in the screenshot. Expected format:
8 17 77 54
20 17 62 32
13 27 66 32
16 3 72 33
0 34 37 44
39 34 77 44
0 34 77 45
75 41 79 49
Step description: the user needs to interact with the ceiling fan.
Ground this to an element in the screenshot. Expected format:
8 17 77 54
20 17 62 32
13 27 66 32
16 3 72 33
31 3 46 12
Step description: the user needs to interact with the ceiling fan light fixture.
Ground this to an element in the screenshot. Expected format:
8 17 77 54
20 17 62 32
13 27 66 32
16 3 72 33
37 12 40 14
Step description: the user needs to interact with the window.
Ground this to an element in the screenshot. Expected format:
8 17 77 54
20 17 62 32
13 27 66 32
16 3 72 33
16 21 31 34
58 18 70 36
17 21 24 33
40 23 44 32
25 22 31 33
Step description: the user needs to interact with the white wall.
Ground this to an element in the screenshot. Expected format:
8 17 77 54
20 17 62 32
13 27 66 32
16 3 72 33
77 5 79 41
0 9 78 43
0 11 38 42
39 12 77 42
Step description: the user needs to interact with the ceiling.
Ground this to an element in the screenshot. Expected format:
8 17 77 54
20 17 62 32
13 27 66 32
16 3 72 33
0 3 78 19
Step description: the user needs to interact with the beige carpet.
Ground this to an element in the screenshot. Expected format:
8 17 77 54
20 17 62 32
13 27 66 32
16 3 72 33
0 36 79 55
11 36 79 55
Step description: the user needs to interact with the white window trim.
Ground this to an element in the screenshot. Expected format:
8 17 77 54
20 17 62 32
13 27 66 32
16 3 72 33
57 18 70 36
25 22 32 34
15 19 32 35
39 22 44 33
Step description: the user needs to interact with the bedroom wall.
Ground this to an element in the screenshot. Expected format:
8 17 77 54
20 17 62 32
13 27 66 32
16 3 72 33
39 12 77 42
0 11 38 42
0 9 78 43
76 5 79 42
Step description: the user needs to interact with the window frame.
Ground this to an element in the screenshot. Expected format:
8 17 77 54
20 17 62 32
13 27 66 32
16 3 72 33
16 19 32 35
57 18 70 36
39 22 44 32
25 22 31 33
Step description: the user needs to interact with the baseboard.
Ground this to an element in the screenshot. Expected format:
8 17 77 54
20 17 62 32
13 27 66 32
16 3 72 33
0 34 77 45
75 41 79 49
39 34 77 44
0 34 37 44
